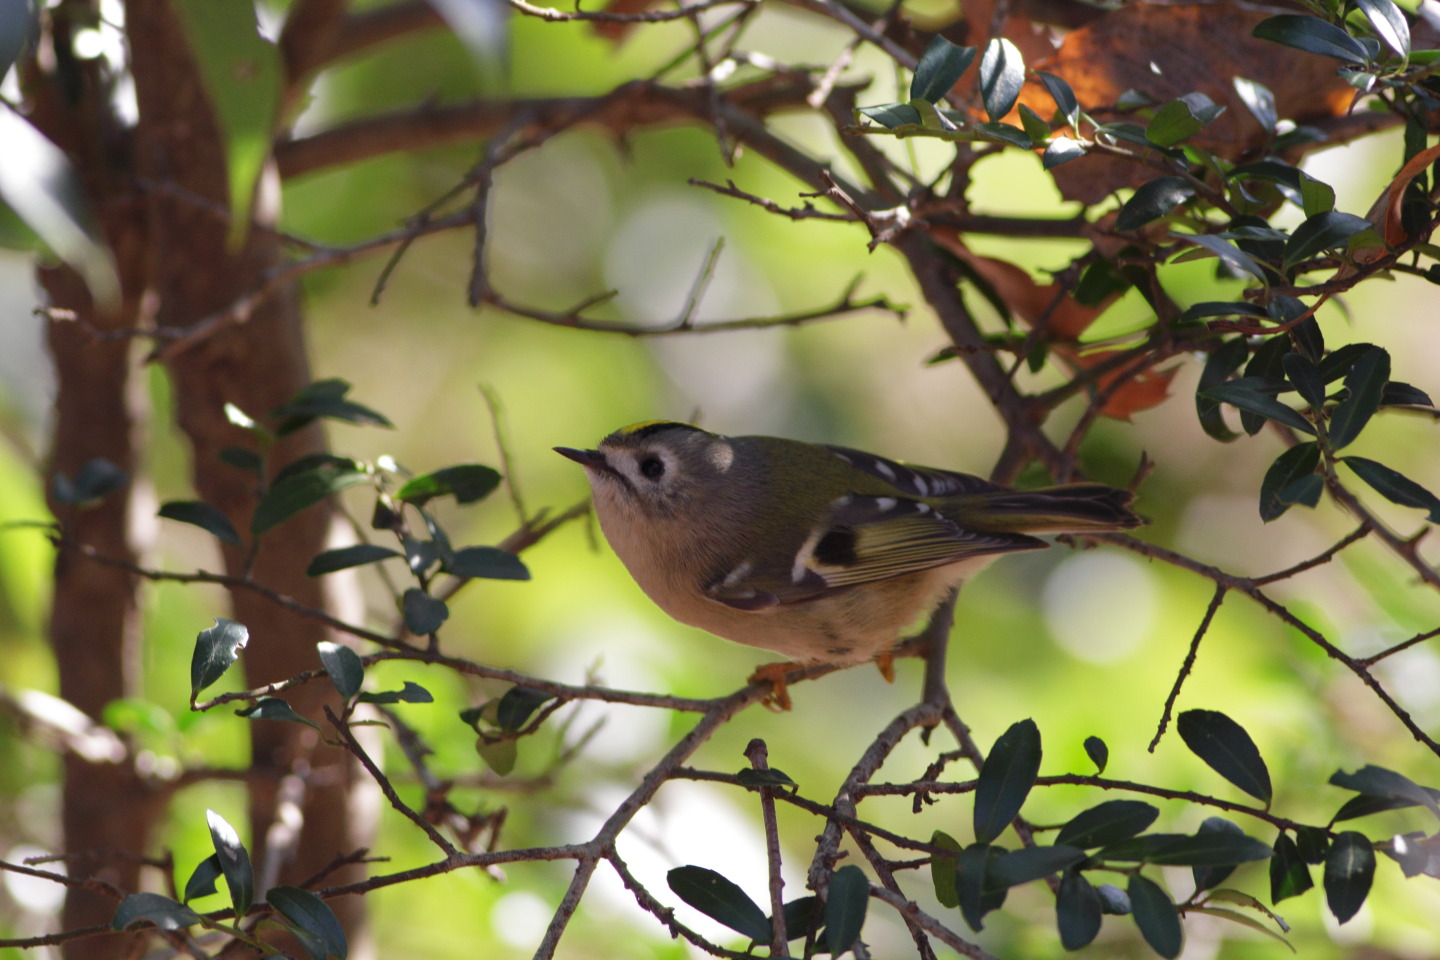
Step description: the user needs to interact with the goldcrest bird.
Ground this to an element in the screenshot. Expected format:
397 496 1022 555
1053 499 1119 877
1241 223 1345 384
557 421 1142 705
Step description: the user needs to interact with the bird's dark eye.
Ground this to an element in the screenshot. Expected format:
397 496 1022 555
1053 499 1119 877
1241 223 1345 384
639 456 665 480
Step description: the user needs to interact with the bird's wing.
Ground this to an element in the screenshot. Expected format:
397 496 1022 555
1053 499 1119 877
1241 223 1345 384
823 445 1008 498
705 494 1045 611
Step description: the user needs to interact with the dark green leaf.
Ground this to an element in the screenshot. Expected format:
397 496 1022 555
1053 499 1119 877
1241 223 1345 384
1038 71 1079 128
284 921 330 960
1381 382 1434 407
52 457 129 505
1180 233 1269 283
191 618 249 699
1232 76 1277 133
1057 869 1103 950
158 500 241 545
1341 457 1440 521
1177 709 1273 803
989 845 1085 887
1057 800 1159 849
930 831 962 909
219 445 263 475
1084 735 1108 774
1284 211 1374 266
357 681 433 704
111 892 201 931
1260 443 1321 521
1324 831 1375 924
1270 832 1315 902
206 808 253 917
736 768 798 791
1383 831 1440 879
1317 344 1373 384
272 378 392 436
1299 176 1337 217
824 865 869 956
496 685 554 730
1146 94 1221 147
1192 817 1245 891
1200 382 1315 435
1197 337 1251 441
778 896 820 941
402 589 449 635
183 853 223 902
403 537 441 576
974 718 1042 844
1282 353 1326 409
666 865 770 942
1328 347 1390 449
978 38 1024 121
1296 825 1330 863
858 103 922 128
1356 0 1409 56
268 885 348 959
1330 764 1440 821
444 546 531 581
1180 301 1268 323
252 458 368 535
1253 14 1370 62
955 843 1006 932
236 696 321 731
975 121 1032 148
910 36 976 103
317 642 364 700
1042 138 1086 168
1101 831 1273 866
1117 177 1195 231
395 464 502 506
1128 875 1183 959
307 544 400 576
1018 104 1051 143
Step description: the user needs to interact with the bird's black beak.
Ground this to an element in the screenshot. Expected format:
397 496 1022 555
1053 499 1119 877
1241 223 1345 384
554 447 608 471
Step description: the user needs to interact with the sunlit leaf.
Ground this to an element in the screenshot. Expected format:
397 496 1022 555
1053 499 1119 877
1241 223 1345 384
252 457 369 535
396 464 502 506
978 38 1024 121
910 35 976 103
1117 177 1195 231
191 618 248 699
236 696 321 731
317 642 364 700
112 892 201 931
1356 0 1409 56
206 808 253 917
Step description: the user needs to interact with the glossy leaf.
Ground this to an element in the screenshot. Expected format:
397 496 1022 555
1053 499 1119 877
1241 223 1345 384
974 718 1042 844
445 546 531 581
1270 832 1315 902
1260 443 1321 521
1083 735 1108 774
357 681 433 704
1181 233 1269 283
1057 800 1160 849
1341 457 1440 522
396 464 502 506
910 36 976 103
1324 831 1375 924
252 457 369 535
268 885 348 959
1328 346 1390 449
1284 211 1374 266
159 500 241 545
978 38 1024 121
1043 138 1086 169
1146 94 1221 147
824 865 869 956
317 642 364 700
1356 0 1409 56
1057 869 1102 950
975 121 1032 148
206 808 253 917
1253 14 1370 63
1192 817 1246 891
989 845 1085 887
930 831 961 908
191 618 249 699
1129 875 1182 958
1177 709 1273 804
402 589 449 635
1232 76 1277 133
666 865 770 942
1196 337 1250 441
1101 831 1273 866
112 892 201 931
1117 177 1195 231
858 103 922 128
1330 765 1440 820
1018 104 1051 143
183 853 223 902
307 544 400 576
236 696 321 731
1038 71 1079 128
1200 382 1315 435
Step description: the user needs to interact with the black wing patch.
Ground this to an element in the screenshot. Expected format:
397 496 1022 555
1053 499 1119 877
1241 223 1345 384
824 446 1007 498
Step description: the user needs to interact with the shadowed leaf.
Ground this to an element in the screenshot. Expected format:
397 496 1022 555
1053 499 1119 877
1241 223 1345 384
1178 709 1273 803
974 719 1042 844
191 618 248 699
268 885 348 959
1129 875 1183 958
824 864 869 956
206 809 253 917
667 865 770 942
1324 832 1375 924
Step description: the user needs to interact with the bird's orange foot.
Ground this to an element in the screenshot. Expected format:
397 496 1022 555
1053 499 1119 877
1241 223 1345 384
748 661 799 711
874 650 896 684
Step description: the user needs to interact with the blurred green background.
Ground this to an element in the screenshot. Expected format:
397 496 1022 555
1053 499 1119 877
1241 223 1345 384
3 3 1440 957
